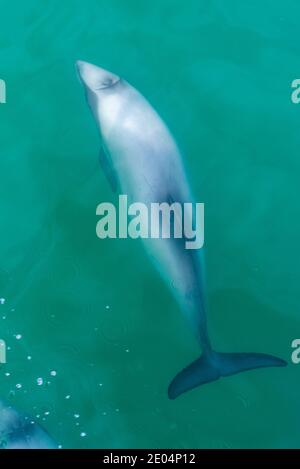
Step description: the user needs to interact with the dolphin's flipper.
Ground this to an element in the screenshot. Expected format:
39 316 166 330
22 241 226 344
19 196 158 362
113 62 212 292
168 351 287 399
98 146 119 192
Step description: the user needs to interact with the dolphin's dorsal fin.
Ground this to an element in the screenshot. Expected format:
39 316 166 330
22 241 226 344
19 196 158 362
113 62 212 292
98 146 119 192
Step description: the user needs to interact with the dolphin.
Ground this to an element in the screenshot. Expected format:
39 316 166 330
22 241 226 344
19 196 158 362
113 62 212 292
76 60 287 399
0 400 56 449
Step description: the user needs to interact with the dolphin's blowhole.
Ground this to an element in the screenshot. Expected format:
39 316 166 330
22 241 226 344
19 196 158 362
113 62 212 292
95 76 120 90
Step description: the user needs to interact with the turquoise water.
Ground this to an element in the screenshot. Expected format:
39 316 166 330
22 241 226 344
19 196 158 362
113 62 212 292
0 0 300 448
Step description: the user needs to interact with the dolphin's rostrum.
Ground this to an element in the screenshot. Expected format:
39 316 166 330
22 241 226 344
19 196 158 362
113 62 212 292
77 60 287 399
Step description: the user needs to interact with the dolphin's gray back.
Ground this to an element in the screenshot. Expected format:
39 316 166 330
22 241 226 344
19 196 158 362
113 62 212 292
93 81 191 199
92 80 208 342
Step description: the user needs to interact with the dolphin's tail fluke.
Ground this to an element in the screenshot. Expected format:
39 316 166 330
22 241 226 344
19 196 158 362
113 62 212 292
168 350 287 399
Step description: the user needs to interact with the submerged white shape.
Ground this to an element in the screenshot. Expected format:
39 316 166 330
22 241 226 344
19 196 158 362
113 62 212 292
0 400 56 448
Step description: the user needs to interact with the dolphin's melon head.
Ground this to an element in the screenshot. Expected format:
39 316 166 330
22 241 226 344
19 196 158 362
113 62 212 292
76 60 120 91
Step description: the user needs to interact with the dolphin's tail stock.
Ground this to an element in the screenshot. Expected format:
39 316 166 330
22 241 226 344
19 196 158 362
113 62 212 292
168 350 287 399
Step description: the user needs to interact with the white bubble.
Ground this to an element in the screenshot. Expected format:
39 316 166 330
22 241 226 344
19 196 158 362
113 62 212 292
0 298 5 305
105 305 110 309
65 395 70 400
5 372 10 377
27 356 32 360
44 411 50 416
16 383 22 389
37 377 43 386
15 334 22 340
74 414 80 419
50 370 57 376
80 432 87 437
